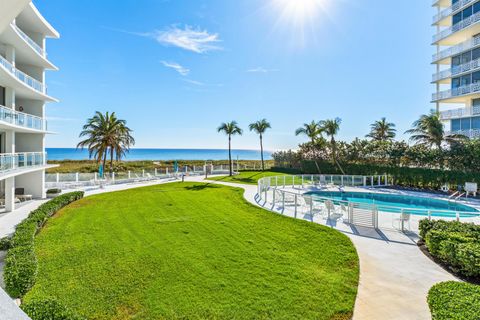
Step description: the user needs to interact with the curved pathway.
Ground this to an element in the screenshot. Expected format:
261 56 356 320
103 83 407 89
203 178 457 320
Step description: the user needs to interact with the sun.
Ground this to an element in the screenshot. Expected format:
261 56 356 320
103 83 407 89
267 0 332 47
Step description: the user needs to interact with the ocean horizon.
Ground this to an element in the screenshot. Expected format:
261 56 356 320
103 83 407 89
46 148 274 161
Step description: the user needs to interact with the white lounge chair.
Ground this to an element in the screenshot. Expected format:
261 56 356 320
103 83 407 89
325 200 344 220
393 213 410 231
465 182 478 197
303 196 323 217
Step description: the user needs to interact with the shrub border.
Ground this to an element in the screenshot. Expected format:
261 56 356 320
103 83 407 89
1 191 84 319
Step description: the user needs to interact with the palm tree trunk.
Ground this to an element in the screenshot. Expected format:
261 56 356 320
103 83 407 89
228 135 232 176
110 147 114 173
260 134 264 171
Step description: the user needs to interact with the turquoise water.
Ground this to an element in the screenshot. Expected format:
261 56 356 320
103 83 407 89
305 191 479 217
46 148 273 161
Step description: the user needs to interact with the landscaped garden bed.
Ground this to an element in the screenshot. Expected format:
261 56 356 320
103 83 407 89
418 219 480 319
22 182 359 319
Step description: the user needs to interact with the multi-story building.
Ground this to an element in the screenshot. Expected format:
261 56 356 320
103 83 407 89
0 0 58 212
432 0 480 139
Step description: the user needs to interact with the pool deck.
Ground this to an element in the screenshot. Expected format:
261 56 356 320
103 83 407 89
204 178 462 320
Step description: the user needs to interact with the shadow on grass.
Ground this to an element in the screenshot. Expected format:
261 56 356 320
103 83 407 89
183 183 221 191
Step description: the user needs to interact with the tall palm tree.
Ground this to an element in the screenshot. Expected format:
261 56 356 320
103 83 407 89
249 119 271 171
405 110 464 150
366 117 396 142
320 118 345 174
77 111 135 173
218 121 243 176
295 121 322 144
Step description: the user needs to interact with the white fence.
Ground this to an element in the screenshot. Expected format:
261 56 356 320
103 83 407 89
45 165 233 190
257 175 480 231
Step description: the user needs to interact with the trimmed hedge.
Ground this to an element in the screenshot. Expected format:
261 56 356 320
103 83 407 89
428 281 480 320
21 298 86 320
293 160 480 190
0 236 11 250
4 191 84 299
420 219 480 278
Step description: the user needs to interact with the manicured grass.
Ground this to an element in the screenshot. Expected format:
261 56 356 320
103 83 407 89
428 281 480 320
208 170 290 185
25 182 359 320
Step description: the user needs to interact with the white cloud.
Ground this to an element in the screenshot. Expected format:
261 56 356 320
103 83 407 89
161 61 190 76
247 67 279 73
183 79 205 86
149 25 222 53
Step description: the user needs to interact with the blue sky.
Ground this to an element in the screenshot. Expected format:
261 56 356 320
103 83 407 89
36 0 433 150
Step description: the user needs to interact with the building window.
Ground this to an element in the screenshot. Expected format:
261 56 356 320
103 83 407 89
452 119 461 131
461 117 471 130
472 116 480 129
0 86 4 106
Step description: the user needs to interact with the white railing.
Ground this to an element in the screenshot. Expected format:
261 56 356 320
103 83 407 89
432 81 480 101
440 105 480 119
433 35 480 62
10 23 45 57
432 57 480 82
0 152 46 172
446 128 480 138
433 0 476 24
0 104 46 131
433 10 480 43
0 55 45 93
257 175 480 232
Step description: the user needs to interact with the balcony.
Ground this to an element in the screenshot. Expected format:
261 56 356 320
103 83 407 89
440 105 480 119
446 128 480 138
0 152 46 173
10 23 45 58
0 54 45 94
432 57 480 82
0 105 47 131
433 36 480 63
433 0 476 25
433 10 480 43
432 82 480 101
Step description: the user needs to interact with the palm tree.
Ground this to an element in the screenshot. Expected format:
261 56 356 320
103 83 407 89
249 119 271 171
366 117 396 142
77 111 135 173
405 110 465 150
217 121 243 176
295 121 322 144
320 118 345 174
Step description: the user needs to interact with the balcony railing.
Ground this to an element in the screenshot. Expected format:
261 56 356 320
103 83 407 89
432 57 480 82
0 55 45 94
10 23 45 57
440 105 480 119
446 129 480 138
0 152 46 172
433 0 476 24
432 81 480 101
433 10 480 43
0 105 47 131
433 35 480 63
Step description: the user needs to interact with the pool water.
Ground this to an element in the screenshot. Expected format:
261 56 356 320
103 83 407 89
305 191 479 217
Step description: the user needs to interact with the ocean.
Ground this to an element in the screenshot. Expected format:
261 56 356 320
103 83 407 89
46 148 274 161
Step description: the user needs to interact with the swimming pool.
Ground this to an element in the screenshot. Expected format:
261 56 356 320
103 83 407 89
305 191 480 217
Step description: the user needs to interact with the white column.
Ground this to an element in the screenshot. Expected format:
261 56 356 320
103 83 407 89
5 45 15 65
5 130 15 154
5 177 15 212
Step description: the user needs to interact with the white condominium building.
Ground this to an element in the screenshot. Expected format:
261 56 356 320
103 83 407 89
432 0 480 139
0 0 58 212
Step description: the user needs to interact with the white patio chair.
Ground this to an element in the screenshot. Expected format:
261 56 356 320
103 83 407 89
393 213 411 231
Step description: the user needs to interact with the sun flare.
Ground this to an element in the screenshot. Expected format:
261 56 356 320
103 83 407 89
273 0 327 20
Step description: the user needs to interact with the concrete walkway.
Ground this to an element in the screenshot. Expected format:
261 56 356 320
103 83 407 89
0 176 458 319
203 178 457 320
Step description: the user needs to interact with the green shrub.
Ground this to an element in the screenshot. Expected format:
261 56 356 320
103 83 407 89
419 219 436 240
21 297 85 320
428 281 480 320
455 243 480 277
437 232 474 265
46 188 61 194
3 192 84 298
4 246 37 298
0 236 11 250
425 230 452 257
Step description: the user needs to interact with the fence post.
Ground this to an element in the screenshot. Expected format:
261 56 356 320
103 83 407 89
292 176 295 188
282 191 285 213
294 194 298 218
128 171 131 179
456 212 460 222
371 176 374 187
349 203 353 223
142 169 145 177
301 176 304 188
75 172 79 182
283 176 286 188
56 173 59 183
363 176 366 187
384 174 388 186
264 187 268 203
341 175 344 186
428 210 432 221
94 172 97 181
112 172 115 183
310 197 313 222
272 188 276 206
155 168 157 176
401 209 405 232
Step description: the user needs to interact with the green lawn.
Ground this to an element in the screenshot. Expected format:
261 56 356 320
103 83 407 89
25 182 359 320
208 170 290 185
